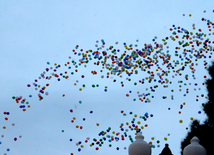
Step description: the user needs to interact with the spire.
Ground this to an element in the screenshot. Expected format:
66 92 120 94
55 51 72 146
159 143 173 155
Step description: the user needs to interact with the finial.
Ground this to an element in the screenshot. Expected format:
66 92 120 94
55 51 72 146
183 136 206 155
128 132 151 155
135 132 144 140
191 136 200 143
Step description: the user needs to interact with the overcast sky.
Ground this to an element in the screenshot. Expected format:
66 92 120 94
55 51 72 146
1 1 214 155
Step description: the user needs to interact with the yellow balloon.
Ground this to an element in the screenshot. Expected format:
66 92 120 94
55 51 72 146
179 120 183 123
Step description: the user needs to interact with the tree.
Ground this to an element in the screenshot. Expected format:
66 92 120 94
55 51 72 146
180 61 214 155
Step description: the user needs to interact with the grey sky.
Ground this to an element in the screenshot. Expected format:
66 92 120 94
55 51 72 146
0 1 213 155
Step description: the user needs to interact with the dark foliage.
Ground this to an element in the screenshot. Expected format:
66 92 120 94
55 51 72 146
180 62 214 155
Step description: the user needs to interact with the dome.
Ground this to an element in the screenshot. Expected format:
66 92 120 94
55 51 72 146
183 136 207 155
128 132 151 155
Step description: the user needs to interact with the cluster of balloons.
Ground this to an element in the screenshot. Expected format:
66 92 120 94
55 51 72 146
2 10 214 154
1 111 22 155
70 109 155 152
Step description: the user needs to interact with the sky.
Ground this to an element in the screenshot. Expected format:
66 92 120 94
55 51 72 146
0 0 214 155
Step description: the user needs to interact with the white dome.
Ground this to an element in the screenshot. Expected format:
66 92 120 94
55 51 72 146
183 136 207 155
128 132 151 155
